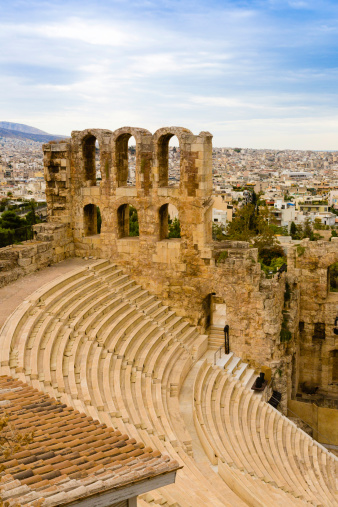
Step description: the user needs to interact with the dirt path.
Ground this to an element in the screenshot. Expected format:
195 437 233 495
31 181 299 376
0 258 97 330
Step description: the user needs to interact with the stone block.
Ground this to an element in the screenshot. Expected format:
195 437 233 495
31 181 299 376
115 187 137 197
17 258 32 267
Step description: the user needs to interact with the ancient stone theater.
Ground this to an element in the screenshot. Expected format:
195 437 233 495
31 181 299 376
0 126 337 506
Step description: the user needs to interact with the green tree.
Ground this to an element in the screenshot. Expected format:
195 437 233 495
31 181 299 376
0 211 26 230
212 222 226 241
0 211 33 246
330 229 337 240
313 218 324 230
290 221 303 240
168 216 181 238
303 218 314 240
25 200 41 226
129 206 139 237
259 245 285 266
225 201 276 250
329 262 338 291
269 224 289 236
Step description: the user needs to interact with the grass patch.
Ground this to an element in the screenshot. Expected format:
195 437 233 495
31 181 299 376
216 250 228 264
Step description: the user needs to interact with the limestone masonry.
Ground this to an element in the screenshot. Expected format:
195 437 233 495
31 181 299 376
0 126 337 506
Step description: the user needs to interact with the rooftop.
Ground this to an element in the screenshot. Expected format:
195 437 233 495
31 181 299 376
0 376 179 506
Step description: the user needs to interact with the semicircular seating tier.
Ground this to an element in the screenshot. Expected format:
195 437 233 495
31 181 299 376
0 259 337 507
193 359 338 507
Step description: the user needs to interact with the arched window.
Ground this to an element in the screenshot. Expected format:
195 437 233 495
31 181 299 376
158 135 180 187
159 204 180 239
328 262 338 292
128 137 136 186
82 135 100 185
332 351 338 382
84 204 101 236
116 134 136 187
117 204 139 238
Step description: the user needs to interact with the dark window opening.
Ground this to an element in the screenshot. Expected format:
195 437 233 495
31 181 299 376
82 135 100 185
299 321 305 332
313 322 325 340
84 204 101 236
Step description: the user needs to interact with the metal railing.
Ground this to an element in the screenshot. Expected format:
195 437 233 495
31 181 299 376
214 345 225 365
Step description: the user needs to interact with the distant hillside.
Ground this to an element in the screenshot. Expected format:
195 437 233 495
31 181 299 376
0 122 67 143
0 127 66 143
0 122 50 135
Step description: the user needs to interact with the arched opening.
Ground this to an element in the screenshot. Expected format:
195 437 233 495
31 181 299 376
159 204 180 239
212 297 227 327
328 262 338 292
332 350 338 383
128 137 136 186
116 134 136 187
158 134 180 187
84 204 101 236
82 135 100 185
95 139 101 183
117 204 139 238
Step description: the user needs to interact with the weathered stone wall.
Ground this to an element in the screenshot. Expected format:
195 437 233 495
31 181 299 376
0 223 73 288
287 238 338 399
42 127 290 387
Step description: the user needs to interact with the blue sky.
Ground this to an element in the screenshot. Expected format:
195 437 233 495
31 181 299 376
1 0 338 149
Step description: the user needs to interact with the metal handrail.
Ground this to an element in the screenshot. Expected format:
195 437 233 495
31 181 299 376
214 345 224 365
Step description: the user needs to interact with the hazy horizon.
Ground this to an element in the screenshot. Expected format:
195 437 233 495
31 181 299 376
1 1 338 150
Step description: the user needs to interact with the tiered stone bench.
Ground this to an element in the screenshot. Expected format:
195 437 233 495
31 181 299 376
0 260 246 507
1 259 337 506
193 358 338 506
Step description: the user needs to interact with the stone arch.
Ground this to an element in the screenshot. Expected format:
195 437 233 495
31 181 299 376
83 203 100 236
74 129 113 185
153 127 192 188
117 203 140 238
112 127 152 188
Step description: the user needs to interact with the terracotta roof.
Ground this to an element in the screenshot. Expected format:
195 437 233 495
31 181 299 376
0 376 179 506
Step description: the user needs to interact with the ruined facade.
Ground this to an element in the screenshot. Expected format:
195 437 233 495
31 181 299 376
287 240 338 405
42 128 288 375
11 124 331 406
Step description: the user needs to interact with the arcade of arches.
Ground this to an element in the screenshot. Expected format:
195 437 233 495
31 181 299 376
42 127 338 410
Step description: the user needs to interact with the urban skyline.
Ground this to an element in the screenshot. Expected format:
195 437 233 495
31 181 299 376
1 0 338 149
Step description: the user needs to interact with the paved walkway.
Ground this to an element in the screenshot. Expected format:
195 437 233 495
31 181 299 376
0 258 97 330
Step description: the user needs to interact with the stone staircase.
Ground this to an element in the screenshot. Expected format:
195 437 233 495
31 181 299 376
215 352 257 388
208 325 225 350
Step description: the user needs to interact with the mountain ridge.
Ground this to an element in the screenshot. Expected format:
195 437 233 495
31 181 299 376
0 122 51 135
0 122 67 143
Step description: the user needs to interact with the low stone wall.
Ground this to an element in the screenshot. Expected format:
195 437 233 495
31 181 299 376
288 399 338 445
0 223 73 288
